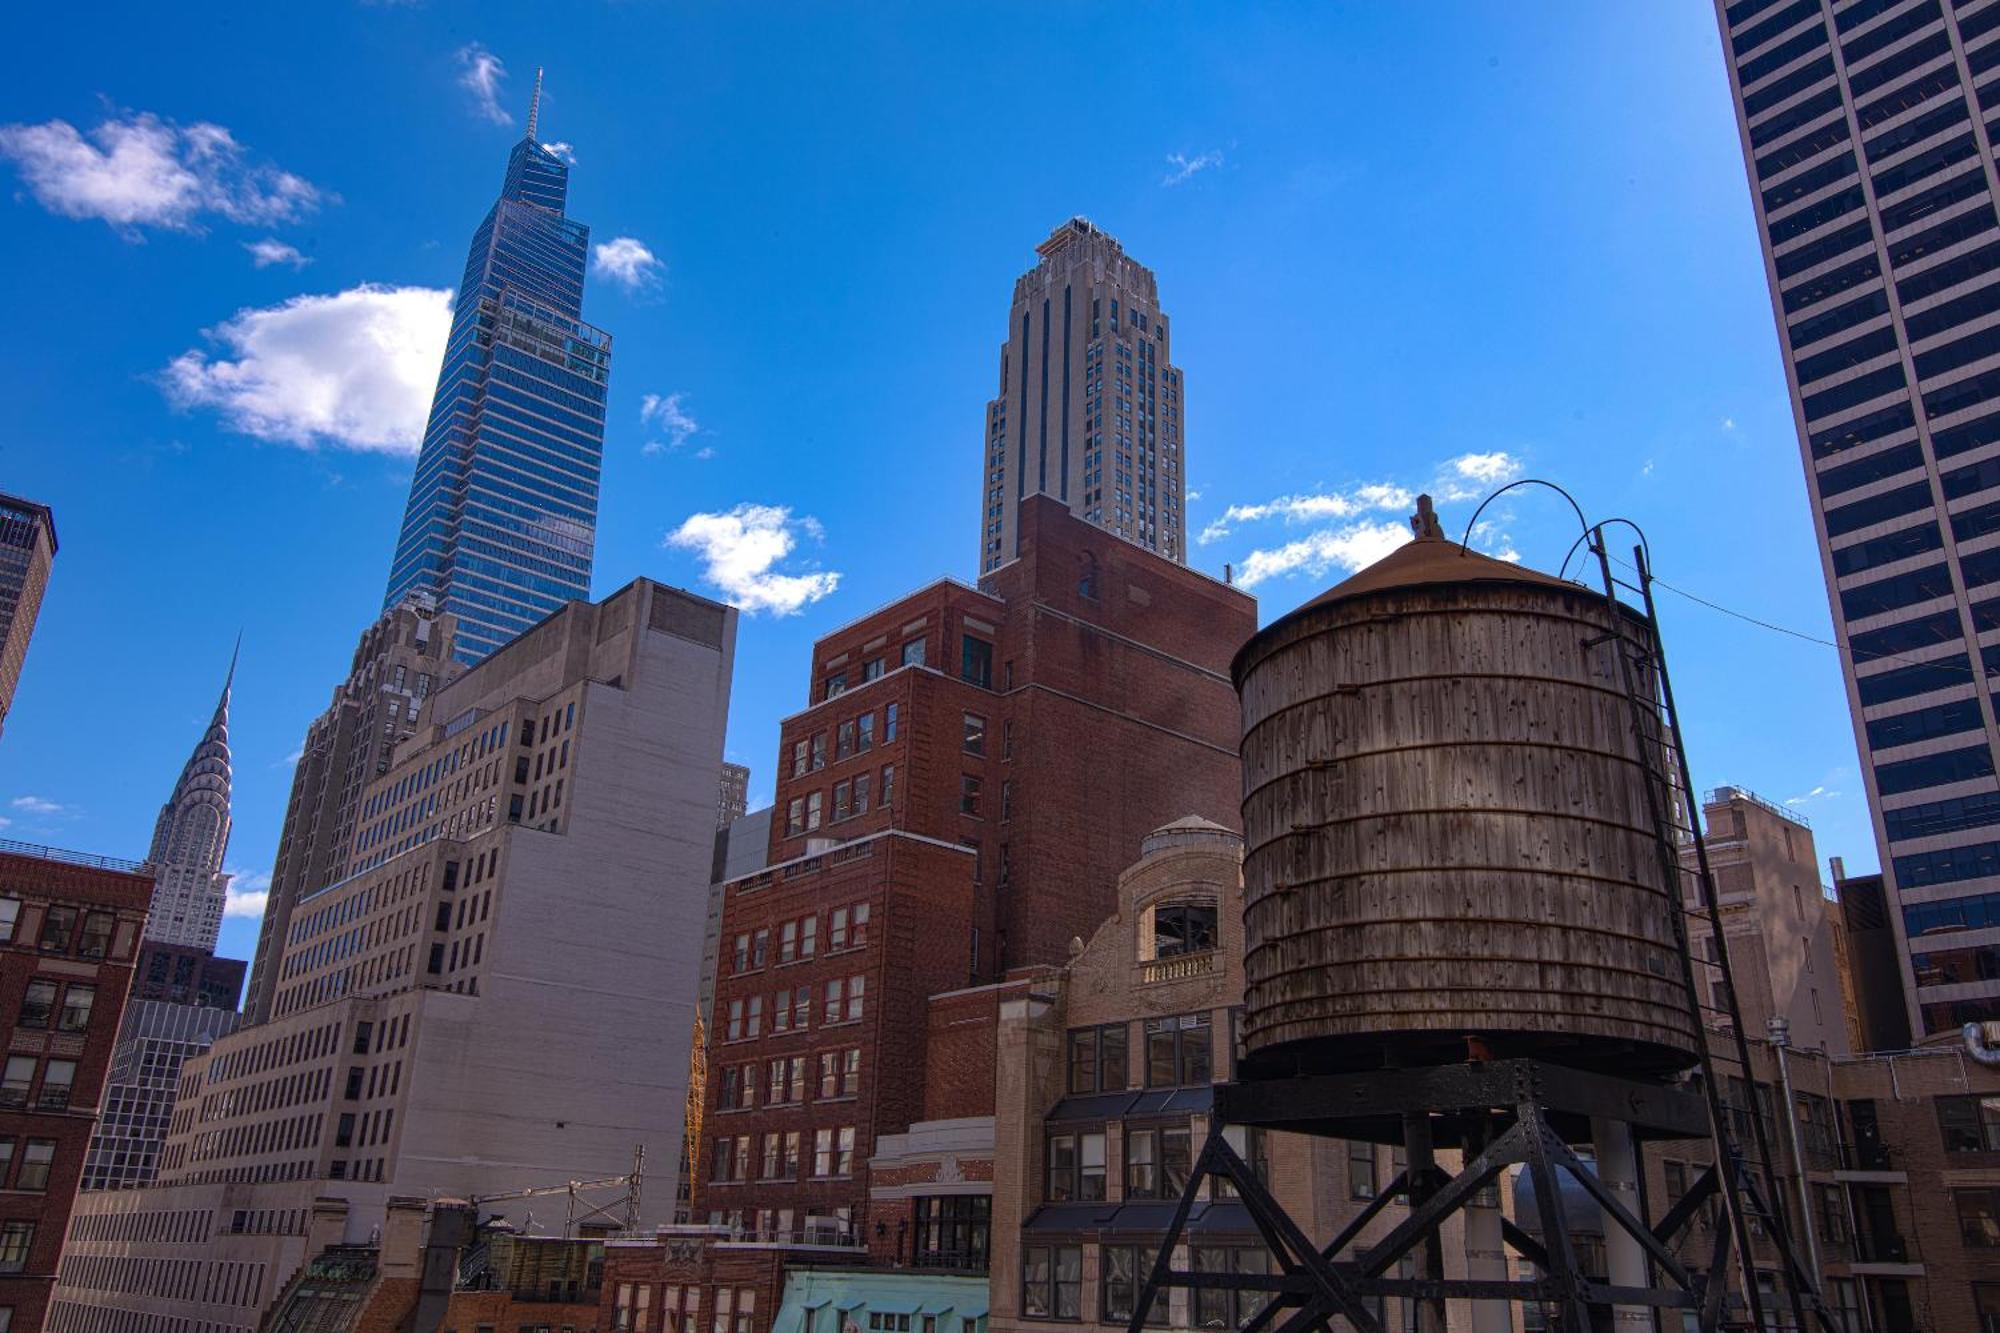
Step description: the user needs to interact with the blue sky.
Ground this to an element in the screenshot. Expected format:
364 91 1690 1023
0 3 1864 967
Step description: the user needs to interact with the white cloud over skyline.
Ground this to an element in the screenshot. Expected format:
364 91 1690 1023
0 112 321 235
666 504 840 615
1208 451 1526 589
641 391 701 454
244 237 309 269
456 44 514 126
1162 150 1223 186
162 283 452 453
224 868 271 919
592 236 663 292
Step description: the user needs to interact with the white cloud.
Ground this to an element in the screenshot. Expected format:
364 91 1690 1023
666 504 841 616
161 283 452 453
0 112 321 235
592 236 663 292
694 446 716 460
542 141 577 165
1186 487 1203 502
10 796 65 816
640 391 700 454
1234 520 1412 589
223 868 271 919
1432 450 1524 501
1721 417 1737 431
1785 784 1838 808
1162 150 1223 187
1198 483 1413 545
1204 449 1529 590
244 237 308 269
456 44 513 126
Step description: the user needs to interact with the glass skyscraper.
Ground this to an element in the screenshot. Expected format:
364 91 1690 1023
384 111 611 664
1715 0 2000 1037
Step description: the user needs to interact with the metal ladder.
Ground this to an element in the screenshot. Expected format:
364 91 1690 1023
1586 532 1834 1333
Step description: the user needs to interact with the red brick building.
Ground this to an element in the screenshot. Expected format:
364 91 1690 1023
0 844 152 1332
701 497 1254 1245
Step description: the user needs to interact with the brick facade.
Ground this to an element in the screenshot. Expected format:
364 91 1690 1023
703 500 1254 1248
0 847 152 1333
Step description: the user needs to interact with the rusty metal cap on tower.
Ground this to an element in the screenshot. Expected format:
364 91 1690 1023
1231 494 1585 686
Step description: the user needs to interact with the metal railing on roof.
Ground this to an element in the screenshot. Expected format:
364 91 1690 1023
0 838 147 875
1704 785 1811 830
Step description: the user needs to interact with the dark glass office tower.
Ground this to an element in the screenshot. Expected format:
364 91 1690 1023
384 95 611 664
1715 0 2000 1038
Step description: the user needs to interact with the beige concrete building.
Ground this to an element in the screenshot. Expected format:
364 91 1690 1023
980 219 1187 574
1691 786 1851 1054
49 578 737 1332
0 493 54 742
984 816 1458 1333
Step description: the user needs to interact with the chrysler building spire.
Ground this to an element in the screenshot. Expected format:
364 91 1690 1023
144 648 237 950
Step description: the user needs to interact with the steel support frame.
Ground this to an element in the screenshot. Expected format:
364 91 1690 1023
1126 1061 1770 1333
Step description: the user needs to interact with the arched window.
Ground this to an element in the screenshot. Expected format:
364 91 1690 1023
1078 552 1099 600
1148 898 1217 960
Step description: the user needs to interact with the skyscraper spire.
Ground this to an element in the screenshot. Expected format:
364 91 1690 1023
145 647 237 951
526 65 544 142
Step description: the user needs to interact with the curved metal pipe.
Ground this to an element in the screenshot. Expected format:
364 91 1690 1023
1964 1022 2000 1066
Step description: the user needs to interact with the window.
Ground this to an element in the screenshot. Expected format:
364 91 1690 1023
1939 1095 2000 1151
336 1113 355 1148
768 1056 806 1105
812 1126 857 1177
1022 1244 1082 1320
826 673 848 700
854 771 872 814
833 780 852 821
787 798 805 836
38 907 73 953
77 912 113 960
752 930 769 968
1101 1245 1170 1327
1977 1286 2000 1333
1145 1014 1213 1087
881 764 896 809
746 997 763 1038
858 713 875 752
1194 1246 1272 1330
1152 901 1218 958
1045 1130 1106 1201
1002 721 1014 761
838 721 856 760
802 916 818 958
869 1315 911 1333
59 983 95 1032
823 975 866 1023
806 791 823 831
852 903 871 946
902 639 926 668
731 934 751 973
1959 1188 2000 1247
1348 1140 1378 1200
885 703 900 741
1067 1024 1128 1094
831 907 852 950
819 1048 861 1099
1817 1183 1849 1247
913 1195 990 1271
793 985 812 1029
0 1059 30 1109
726 999 744 1042
0 899 18 943
0 1221 31 1274
961 776 983 816
792 740 809 779
811 733 827 771
16 980 54 1030
764 1130 801 1179
962 637 994 688
718 1066 748 1111
964 713 987 755
35 1056 71 1104
1125 1124 1194 1200
862 658 885 682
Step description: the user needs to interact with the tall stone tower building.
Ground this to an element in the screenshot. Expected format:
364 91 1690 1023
979 219 1187 574
142 651 237 951
244 596 461 1024
1715 0 2000 1038
0 492 55 741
